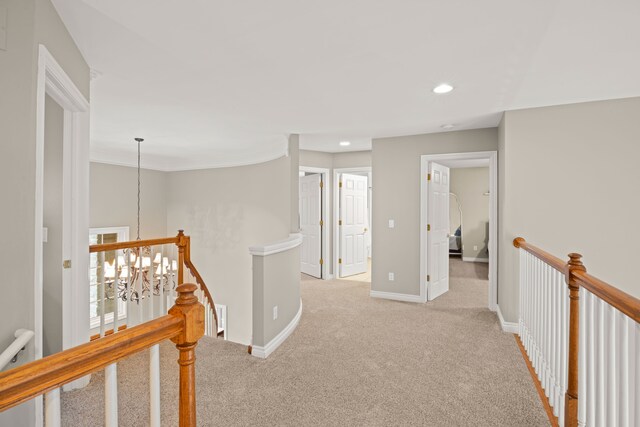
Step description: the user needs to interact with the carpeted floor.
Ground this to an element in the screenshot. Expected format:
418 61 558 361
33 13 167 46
61 261 547 426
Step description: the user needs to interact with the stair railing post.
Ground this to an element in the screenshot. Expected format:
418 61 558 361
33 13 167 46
169 283 205 427
564 253 585 427
177 230 187 286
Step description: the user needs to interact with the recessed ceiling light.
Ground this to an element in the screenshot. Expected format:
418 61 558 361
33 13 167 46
441 124 455 129
433 83 454 94
339 141 351 146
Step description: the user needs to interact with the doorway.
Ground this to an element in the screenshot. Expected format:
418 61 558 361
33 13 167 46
420 152 497 310
334 167 372 282
299 167 330 279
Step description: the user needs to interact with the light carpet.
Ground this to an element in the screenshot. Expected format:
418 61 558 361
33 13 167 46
61 265 547 426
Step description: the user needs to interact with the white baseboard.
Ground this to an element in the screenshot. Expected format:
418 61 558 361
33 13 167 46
370 290 423 303
251 299 303 359
496 305 519 334
462 256 489 263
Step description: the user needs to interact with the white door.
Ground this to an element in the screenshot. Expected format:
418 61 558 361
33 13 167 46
339 173 368 277
299 174 322 278
428 162 450 300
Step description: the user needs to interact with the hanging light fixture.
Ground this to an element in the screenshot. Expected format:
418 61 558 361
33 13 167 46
102 138 178 304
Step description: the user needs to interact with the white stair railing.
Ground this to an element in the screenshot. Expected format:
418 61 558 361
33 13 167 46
0 329 34 371
514 237 640 427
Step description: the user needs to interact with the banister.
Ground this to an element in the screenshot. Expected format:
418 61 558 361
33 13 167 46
0 315 183 412
513 237 566 272
0 329 35 371
179 232 219 331
573 270 640 323
89 236 179 253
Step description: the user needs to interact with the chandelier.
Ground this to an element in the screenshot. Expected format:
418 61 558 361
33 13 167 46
102 138 178 303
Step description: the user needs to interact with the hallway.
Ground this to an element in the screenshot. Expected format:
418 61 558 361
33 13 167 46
61 274 547 426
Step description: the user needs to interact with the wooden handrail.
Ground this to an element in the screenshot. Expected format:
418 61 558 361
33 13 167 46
179 231 219 330
0 315 183 411
513 237 566 272
573 270 640 323
0 284 204 427
514 236 640 427
89 236 179 253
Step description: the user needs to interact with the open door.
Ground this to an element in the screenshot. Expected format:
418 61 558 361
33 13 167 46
339 173 368 277
299 174 322 278
427 162 450 300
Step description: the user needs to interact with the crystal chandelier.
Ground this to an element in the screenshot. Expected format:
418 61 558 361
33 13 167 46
102 138 178 303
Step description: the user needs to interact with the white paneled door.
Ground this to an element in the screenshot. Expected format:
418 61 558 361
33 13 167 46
427 162 450 300
299 174 322 278
339 173 368 277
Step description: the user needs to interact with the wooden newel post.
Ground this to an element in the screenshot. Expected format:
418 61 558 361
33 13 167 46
564 253 585 427
177 230 187 285
169 283 205 427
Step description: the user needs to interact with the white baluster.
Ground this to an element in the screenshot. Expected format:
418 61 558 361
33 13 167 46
150 344 161 427
99 251 106 337
105 363 118 427
607 306 617 426
619 312 629 427
44 388 61 427
586 291 595 426
578 287 587 427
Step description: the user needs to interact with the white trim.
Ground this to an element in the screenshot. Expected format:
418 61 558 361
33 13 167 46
35 45 90 407
496 305 519 333
333 167 372 279
251 299 302 359
370 290 423 303
299 166 331 280
249 233 302 256
420 151 498 310
462 257 489 263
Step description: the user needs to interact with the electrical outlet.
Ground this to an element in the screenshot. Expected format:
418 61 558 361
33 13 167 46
388 272 395 281
388 219 395 228
273 306 278 320
474 245 478 251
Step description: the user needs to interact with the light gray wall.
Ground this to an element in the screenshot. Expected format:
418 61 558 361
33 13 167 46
90 162 168 238
0 0 88 424
252 246 301 347
166 156 291 345
450 167 490 260
371 129 498 296
498 97 640 322
299 149 372 276
43 95 63 357
289 135 300 232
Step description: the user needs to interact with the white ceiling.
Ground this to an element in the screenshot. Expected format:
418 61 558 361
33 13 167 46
52 0 640 170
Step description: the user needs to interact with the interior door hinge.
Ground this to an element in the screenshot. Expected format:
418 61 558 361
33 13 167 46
339 220 342 226
427 275 431 282
338 258 342 264
319 181 323 189
319 219 324 226
427 173 431 181
427 224 431 231
339 181 343 188
63 260 71 269
319 258 323 265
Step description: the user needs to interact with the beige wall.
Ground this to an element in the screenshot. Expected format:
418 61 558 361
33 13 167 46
498 97 640 322
371 129 498 296
289 135 300 232
0 0 88 424
166 156 291 345
252 245 301 347
90 163 168 238
450 167 490 260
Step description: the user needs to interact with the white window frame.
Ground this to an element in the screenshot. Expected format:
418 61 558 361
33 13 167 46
89 226 129 331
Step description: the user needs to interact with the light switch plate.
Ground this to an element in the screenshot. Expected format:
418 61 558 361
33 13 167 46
273 306 278 320
388 219 395 228
0 7 7 51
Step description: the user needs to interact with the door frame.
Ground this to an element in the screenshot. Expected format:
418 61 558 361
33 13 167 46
35 45 90 403
299 166 330 280
333 167 372 279
420 151 497 310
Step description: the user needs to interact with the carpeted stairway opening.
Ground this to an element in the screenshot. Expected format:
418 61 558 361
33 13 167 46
61 271 547 426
